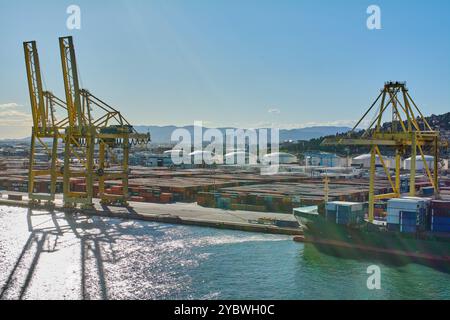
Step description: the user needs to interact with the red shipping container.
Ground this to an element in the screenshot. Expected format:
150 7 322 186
159 193 173 203
432 208 450 217
431 200 450 210
143 195 156 202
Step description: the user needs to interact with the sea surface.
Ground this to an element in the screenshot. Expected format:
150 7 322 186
0 206 449 300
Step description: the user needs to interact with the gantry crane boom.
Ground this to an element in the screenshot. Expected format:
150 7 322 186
59 36 85 129
24 41 47 134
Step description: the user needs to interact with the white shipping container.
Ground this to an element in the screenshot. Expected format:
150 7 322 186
335 201 363 212
387 208 401 217
403 196 432 203
350 204 363 212
387 199 424 211
387 215 400 224
326 201 363 212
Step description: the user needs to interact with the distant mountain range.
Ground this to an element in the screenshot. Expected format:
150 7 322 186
0 137 30 143
3 112 448 147
0 125 351 145
133 126 352 144
135 112 450 146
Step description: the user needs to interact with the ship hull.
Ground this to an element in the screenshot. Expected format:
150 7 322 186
294 211 450 270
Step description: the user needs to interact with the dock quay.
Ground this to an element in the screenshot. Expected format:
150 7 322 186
0 192 303 236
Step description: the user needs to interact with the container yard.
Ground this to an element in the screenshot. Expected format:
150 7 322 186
0 156 370 234
2 160 446 212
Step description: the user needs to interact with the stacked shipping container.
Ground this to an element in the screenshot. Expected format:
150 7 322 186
325 201 365 226
387 198 429 233
430 200 450 233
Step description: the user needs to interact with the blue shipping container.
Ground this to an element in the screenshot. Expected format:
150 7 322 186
401 211 417 219
431 216 450 226
422 187 435 196
400 225 417 233
431 224 450 233
401 218 417 227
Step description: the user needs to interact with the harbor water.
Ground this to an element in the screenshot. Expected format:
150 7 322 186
0 206 449 300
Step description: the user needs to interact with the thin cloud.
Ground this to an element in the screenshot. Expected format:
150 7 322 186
293 119 372 129
0 110 33 127
0 102 22 109
0 102 32 127
235 119 371 130
268 108 281 114
292 120 360 129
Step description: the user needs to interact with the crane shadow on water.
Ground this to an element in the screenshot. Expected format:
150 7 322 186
0 207 167 300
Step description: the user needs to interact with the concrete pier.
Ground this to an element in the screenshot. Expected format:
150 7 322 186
0 193 302 236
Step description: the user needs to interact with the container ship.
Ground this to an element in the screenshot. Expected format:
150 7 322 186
293 198 450 268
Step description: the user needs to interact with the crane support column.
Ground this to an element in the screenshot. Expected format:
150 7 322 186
50 135 58 196
123 136 130 205
368 146 376 222
98 143 106 198
63 129 72 206
434 136 439 194
84 130 95 209
410 133 416 197
28 134 36 196
395 150 401 196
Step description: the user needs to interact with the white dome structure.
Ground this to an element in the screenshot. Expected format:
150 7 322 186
404 155 434 171
263 152 297 165
352 154 384 168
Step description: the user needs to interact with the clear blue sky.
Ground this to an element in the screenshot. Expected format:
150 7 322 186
0 0 449 138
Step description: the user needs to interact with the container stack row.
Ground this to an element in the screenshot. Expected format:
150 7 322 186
197 191 300 213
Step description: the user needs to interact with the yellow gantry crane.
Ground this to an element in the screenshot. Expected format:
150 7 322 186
23 41 69 206
24 36 149 209
58 36 150 209
323 82 447 222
